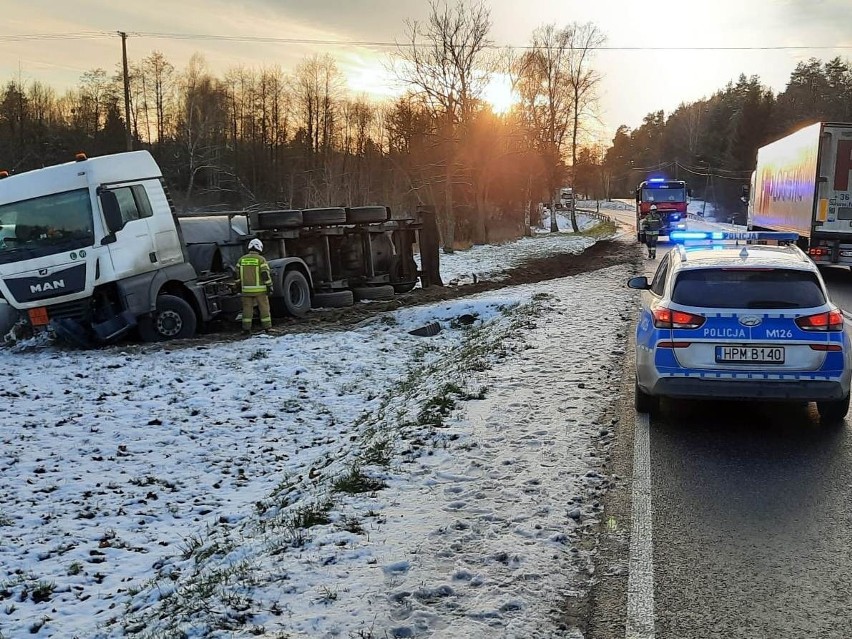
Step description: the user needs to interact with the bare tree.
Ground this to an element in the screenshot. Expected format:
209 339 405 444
291 54 344 162
79 68 114 137
142 51 175 148
394 0 493 252
175 54 228 206
566 23 605 231
516 22 604 232
515 25 573 233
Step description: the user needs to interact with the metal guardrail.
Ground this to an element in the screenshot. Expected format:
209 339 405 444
575 207 615 223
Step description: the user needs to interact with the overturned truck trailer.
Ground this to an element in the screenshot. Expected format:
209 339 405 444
0 151 439 345
179 205 424 310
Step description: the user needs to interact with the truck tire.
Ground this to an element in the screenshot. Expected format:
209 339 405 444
275 270 311 317
257 209 303 230
138 294 197 342
389 255 419 293
302 207 347 226
353 285 395 301
346 206 389 224
312 290 354 308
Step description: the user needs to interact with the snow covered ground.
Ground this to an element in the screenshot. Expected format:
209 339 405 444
0 238 633 638
425 213 604 286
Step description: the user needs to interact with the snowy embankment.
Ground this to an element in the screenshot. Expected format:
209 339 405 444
0 237 631 639
422 212 604 286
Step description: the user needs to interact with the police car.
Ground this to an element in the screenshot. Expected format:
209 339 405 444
628 231 852 422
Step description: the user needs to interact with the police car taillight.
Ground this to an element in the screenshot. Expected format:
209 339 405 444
653 307 706 329
795 310 843 332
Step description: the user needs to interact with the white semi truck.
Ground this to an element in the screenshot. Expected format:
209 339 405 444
747 121 852 265
0 151 426 345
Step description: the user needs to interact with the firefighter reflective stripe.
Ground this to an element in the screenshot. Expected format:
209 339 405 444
238 255 269 294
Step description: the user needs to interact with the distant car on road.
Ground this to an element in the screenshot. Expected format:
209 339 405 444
628 231 851 422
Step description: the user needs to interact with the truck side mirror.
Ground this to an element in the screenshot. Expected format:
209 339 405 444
99 190 124 236
687 188 693 198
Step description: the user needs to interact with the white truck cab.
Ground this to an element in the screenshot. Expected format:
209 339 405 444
0 151 216 343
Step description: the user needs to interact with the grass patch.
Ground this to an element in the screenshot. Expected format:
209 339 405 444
30 581 55 604
332 465 386 494
581 219 617 238
338 516 365 535
291 500 333 529
362 436 393 467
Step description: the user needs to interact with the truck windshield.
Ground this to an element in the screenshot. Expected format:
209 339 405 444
642 187 686 203
0 189 94 265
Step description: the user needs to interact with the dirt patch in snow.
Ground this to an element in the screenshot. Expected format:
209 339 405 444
24 237 637 354
186 238 639 344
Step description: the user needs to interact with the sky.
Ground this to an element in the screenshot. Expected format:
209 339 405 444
1 0 851 142
0 218 622 637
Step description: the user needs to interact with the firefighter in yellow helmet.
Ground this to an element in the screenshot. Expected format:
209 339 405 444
236 238 273 334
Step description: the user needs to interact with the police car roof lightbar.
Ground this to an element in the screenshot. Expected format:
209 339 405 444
668 230 799 243
648 178 666 182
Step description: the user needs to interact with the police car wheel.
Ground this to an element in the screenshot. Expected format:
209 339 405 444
139 295 197 342
634 381 658 414
817 394 850 424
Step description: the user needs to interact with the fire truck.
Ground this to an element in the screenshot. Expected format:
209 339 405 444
635 178 689 243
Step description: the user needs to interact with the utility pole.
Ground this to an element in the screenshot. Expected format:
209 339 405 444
119 31 132 151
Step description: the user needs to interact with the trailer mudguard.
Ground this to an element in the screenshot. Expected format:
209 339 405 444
267 257 314 288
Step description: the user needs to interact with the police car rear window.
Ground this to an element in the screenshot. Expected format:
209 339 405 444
671 269 825 309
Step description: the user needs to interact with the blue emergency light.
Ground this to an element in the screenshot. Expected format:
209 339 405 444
648 178 666 183
669 230 799 243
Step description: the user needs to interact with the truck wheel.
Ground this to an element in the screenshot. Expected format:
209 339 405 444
302 207 347 226
817 394 850 424
312 290 354 308
353 285 396 301
346 206 389 224
278 270 311 317
257 209 303 230
389 255 419 293
138 294 197 342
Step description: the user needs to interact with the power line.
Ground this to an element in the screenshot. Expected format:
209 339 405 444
1 30 851 51
675 162 751 181
0 32 113 42
130 32 852 51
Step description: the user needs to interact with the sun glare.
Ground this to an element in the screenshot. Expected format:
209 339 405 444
483 74 517 115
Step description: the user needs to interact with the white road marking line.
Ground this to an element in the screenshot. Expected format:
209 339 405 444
626 411 655 639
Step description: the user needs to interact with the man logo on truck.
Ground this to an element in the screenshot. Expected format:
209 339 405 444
30 279 65 294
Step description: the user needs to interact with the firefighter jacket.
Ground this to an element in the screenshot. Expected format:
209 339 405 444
236 251 272 295
642 214 663 233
